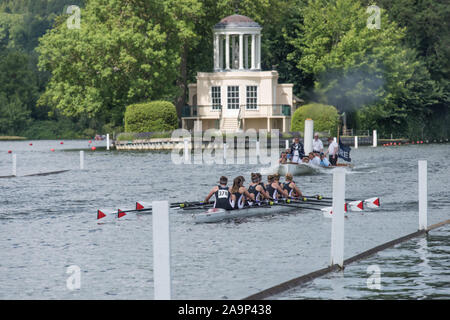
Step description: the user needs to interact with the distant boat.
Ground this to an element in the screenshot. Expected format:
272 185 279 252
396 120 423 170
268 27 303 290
278 163 319 175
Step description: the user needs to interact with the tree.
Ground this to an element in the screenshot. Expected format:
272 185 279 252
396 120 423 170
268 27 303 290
37 0 181 126
288 0 444 138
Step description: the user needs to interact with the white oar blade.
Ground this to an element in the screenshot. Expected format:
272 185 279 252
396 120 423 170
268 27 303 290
347 200 364 212
96 209 115 220
321 207 333 218
364 197 380 209
136 201 152 210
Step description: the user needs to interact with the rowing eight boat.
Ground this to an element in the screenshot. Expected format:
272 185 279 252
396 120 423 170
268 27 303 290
192 204 298 223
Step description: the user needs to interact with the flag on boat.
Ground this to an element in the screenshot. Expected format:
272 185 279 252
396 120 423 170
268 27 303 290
338 140 351 162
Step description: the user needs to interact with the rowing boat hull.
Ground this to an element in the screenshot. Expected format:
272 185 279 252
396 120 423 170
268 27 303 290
193 205 296 223
278 163 318 176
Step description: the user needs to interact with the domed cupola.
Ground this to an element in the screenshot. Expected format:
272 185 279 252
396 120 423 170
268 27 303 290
212 14 262 71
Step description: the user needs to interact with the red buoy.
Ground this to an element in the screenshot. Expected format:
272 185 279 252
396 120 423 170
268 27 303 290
8 150 12 154
91 146 96 151
88 140 92 144
29 143 33 146
50 148 55 152
60 142 64 145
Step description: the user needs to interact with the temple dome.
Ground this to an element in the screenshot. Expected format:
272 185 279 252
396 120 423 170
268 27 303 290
214 14 261 29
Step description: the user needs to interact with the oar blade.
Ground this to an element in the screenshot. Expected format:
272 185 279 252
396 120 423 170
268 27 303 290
365 197 380 209
97 210 107 220
118 209 127 218
347 200 364 212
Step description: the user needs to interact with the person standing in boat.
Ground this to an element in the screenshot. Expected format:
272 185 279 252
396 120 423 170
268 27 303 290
247 173 271 206
230 176 254 209
283 173 303 198
290 137 304 163
204 176 233 210
312 133 324 153
325 137 339 166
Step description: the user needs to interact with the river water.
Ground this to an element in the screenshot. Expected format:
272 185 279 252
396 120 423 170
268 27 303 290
0 140 448 299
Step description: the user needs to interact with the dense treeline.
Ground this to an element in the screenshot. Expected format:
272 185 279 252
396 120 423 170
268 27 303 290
0 0 448 139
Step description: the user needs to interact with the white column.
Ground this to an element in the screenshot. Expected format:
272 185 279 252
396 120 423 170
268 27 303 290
80 151 84 170
225 34 230 70
231 35 235 69
304 119 314 154
12 154 16 176
214 34 220 70
106 134 110 151
354 136 358 149
418 160 427 230
219 35 223 70
257 34 261 70
285 139 289 150
152 201 172 300
251 34 256 70
239 34 244 70
330 169 345 268
372 130 377 147
244 35 248 69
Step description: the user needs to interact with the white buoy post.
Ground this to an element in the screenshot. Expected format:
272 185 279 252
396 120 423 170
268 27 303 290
304 119 314 154
372 130 377 147
183 138 189 164
330 169 345 268
80 151 84 170
285 139 289 150
256 140 260 158
354 136 358 149
12 154 17 176
223 142 227 162
152 201 171 300
106 134 110 151
418 160 427 230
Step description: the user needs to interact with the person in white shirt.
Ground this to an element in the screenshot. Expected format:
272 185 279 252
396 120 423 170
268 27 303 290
312 133 323 153
325 137 339 165
308 152 321 166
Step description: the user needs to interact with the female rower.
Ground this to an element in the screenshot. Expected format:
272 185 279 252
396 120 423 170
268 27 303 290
247 173 270 206
283 173 303 198
266 174 289 202
230 176 254 209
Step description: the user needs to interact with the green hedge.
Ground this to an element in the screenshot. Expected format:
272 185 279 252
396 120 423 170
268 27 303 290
124 101 178 133
291 103 339 136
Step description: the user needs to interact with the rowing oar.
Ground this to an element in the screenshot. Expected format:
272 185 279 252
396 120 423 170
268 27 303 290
288 198 363 212
266 200 326 211
97 200 215 220
297 196 380 210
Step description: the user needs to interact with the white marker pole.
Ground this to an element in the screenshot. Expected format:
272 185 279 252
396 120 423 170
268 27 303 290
372 130 377 147
256 140 260 159
330 169 345 268
304 119 314 154
183 138 189 164
152 201 171 300
12 154 17 176
106 134 110 151
354 136 358 149
223 143 227 162
285 139 289 150
418 160 427 230
80 151 84 170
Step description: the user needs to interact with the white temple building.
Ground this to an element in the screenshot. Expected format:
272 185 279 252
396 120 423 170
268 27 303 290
181 14 300 133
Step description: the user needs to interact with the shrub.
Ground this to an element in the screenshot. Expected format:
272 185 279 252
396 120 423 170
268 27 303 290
124 101 178 133
291 103 339 136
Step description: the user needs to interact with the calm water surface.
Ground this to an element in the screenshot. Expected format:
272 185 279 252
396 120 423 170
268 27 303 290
0 140 449 299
